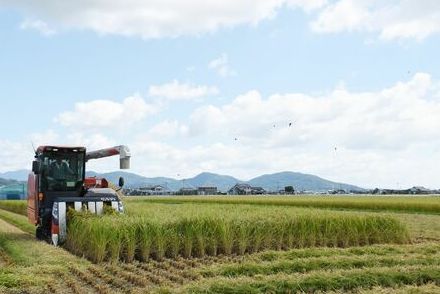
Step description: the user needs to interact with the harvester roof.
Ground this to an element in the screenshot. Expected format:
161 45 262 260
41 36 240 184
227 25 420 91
36 146 86 153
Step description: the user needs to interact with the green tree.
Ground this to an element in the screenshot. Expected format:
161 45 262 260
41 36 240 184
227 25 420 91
284 186 294 194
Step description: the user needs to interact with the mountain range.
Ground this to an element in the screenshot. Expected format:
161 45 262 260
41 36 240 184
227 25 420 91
1 170 364 192
88 171 363 192
0 170 29 182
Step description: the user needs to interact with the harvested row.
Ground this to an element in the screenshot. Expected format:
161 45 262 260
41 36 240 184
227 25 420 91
199 252 440 277
254 242 440 261
184 265 440 294
132 195 440 214
65 209 410 263
356 283 440 294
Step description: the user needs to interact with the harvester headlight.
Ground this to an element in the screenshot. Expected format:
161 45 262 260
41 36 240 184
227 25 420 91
118 202 124 213
52 202 59 225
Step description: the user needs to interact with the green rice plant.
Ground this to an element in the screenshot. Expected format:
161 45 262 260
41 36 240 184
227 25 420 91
87 220 109 263
193 221 207 258
248 220 267 253
204 218 220 256
65 202 411 263
137 222 154 261
217 220 234 255
165 225 180 258
122 220 137 262
151 224 167 260
234 220 251 255
178 219 195 258
106 221 122 263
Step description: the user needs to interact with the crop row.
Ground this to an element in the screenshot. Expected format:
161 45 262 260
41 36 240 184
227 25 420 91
199 252 440 277
130 195 440 214
184 265 440 293
65 210 409 263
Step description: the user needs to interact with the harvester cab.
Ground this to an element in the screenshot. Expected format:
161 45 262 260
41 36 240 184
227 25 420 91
27 145 130 246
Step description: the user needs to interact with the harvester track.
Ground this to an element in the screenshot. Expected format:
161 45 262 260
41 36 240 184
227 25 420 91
68 266 115 294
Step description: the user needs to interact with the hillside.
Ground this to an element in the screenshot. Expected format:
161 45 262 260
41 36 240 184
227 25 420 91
86 171 363 192
248 171 362 192
0 177 24 187
0 170 29 181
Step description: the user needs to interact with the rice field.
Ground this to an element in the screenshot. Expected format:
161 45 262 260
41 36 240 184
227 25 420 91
134 195 440 214
0 200 27 216
0 195 439 293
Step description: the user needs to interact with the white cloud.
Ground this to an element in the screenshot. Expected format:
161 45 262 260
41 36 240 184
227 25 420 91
148 80 218 101
177 72 440 188
311 0 440 40
0 131 61 172
1 0 326 38
146 120 189 139
4 0 439 40
20 19 56 36
208 54 236 77
190 73 439 149
5 72 440 188
0 140 33 172
66 133 116 151
30 129 59 146
55 94 156 129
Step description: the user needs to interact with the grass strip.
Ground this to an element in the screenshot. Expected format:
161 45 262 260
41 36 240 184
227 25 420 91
200 253 440 277
0 209 35 235
184 265 440 294
255 242 440 262
0 200 27 216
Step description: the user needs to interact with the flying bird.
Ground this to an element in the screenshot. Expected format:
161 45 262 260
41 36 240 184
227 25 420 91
289 122 292 127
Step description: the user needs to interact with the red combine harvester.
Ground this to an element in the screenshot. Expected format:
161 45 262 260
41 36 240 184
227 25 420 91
27 145 130 245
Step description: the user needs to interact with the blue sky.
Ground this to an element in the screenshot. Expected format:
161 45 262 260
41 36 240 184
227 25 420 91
1 1 440 188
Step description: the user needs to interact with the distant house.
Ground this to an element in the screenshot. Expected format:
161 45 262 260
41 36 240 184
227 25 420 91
408 186 431 194
177 187 198 195
228 183 266 195
124 185 171 196
141 185 170 195
228 184 251 195
197 187 217 195
327 189 347 195
370 186 435 195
